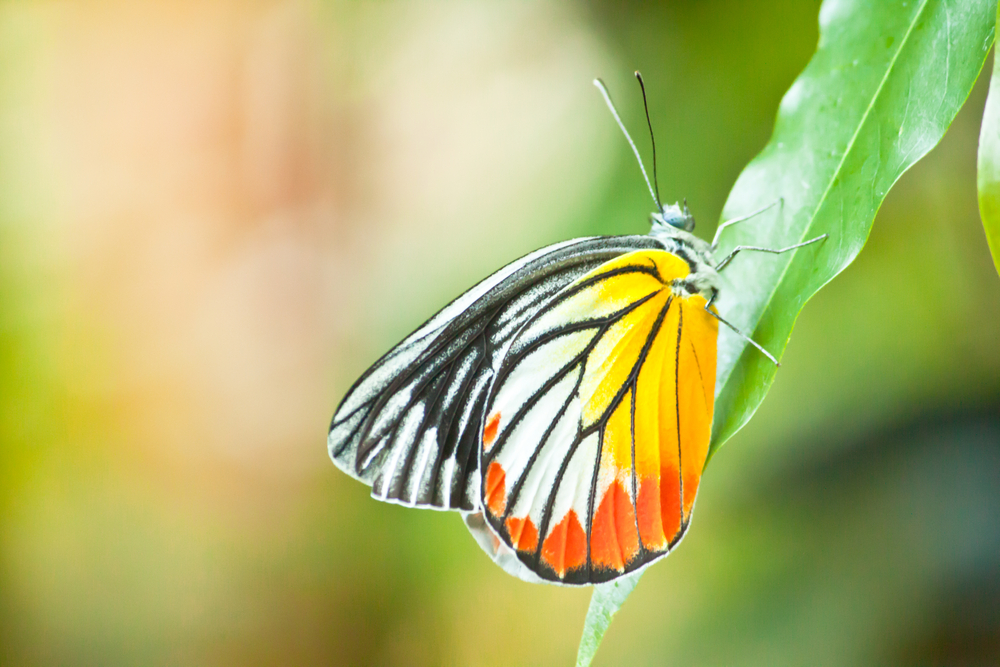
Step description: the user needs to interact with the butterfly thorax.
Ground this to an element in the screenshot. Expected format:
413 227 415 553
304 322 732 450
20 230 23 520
648 202 721 304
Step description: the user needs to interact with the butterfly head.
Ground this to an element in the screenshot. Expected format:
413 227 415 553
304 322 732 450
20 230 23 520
651 200 695 233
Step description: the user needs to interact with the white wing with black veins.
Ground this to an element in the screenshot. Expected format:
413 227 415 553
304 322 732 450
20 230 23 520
328 235 666 511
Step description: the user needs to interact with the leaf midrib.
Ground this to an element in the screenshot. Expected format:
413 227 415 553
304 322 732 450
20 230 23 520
714 0 931 400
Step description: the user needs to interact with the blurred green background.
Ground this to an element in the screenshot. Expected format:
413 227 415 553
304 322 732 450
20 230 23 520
1 1 998 665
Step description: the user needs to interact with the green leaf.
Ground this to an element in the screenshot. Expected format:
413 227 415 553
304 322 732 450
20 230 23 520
575 572 641 667
978 1 1000 277
578 1 995 664
710 0 995 456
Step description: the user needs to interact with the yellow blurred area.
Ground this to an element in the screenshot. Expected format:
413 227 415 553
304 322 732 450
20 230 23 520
1 1 999 665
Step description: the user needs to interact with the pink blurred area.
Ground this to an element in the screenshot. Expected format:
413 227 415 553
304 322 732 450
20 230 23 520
20 0 615 473
48 1 342 474
1 1 618 663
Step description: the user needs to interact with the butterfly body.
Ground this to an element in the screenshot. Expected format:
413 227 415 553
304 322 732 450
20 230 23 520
647 207 722 304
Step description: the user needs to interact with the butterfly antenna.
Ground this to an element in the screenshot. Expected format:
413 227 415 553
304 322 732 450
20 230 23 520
593 78 660 210
634 72 662 210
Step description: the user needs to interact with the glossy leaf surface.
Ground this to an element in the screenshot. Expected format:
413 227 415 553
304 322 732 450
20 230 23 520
978 0 1000 276
711 0 995 455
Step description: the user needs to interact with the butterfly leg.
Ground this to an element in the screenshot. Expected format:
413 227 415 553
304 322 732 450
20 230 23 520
702 304 780 367
714 233 828 272
711 198 783 249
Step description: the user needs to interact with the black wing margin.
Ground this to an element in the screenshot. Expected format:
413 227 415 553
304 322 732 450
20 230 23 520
327 235 666 511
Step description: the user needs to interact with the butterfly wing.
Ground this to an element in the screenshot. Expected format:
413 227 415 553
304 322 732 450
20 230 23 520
480 249 718 583
328 236 666 511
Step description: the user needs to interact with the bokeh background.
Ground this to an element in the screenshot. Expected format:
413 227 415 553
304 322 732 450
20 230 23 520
1 1 998 665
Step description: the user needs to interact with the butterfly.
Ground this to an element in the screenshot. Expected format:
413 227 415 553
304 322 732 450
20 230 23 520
328 73 826 585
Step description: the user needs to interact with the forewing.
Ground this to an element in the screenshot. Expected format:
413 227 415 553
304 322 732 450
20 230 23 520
328 236 665 511
480 249 718 583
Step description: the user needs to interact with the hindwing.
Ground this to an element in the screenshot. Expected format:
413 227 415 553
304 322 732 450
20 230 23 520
480 249 718 583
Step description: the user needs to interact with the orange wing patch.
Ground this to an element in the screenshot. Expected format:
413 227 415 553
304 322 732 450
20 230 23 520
677 297 716 520
541 510 587 578
590 479 639 570
505 515 539 552
483 411 501 451
484 462 506 515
